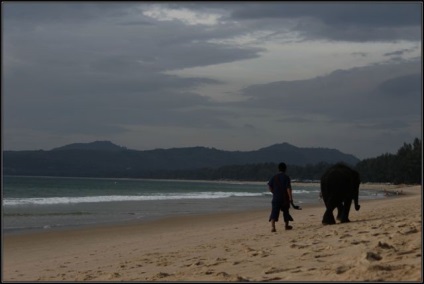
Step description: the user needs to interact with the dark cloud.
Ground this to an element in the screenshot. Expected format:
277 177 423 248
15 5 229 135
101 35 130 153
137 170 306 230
3 2 134 24
230 3 421 27
377 74 422 98
384 47 418 57
355 120 410 130
238 59 421 125
229 3 421 42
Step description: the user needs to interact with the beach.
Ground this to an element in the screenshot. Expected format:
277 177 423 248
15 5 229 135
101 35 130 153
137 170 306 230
3 184 422 282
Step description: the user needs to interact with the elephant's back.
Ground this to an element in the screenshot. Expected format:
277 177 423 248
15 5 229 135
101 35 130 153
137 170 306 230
321 164 355 189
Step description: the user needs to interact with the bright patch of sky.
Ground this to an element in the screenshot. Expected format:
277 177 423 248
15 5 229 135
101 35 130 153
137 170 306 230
143 5 221 26
166 39 420 102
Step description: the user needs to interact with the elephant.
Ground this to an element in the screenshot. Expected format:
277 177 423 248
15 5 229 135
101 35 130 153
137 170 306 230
320 163 361 225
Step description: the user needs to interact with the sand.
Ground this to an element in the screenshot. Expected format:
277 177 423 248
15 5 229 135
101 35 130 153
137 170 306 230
3 184 422 282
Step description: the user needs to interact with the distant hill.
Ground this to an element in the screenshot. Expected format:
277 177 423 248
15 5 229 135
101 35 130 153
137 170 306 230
3 141 360 178
52 141 127 151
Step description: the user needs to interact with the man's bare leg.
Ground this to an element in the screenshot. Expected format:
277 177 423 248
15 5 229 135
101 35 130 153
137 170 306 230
271 220 276 232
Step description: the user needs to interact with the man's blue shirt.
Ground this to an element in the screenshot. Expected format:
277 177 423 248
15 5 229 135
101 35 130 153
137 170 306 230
268 172 291 203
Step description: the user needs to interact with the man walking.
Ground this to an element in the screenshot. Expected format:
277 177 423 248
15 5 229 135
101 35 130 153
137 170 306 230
268 162 294 232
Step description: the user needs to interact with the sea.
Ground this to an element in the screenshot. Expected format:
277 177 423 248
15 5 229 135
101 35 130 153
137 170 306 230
2 175 385 234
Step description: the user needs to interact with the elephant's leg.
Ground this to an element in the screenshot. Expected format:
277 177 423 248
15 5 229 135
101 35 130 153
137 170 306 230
322 207 336 225
336 203 344 221
340 199 352 223
322 197 337 225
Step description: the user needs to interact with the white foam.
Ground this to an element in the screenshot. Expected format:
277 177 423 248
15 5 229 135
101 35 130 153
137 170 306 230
3 191 264 206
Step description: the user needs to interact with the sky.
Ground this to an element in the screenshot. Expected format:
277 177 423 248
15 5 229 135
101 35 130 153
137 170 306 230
2 2 422 160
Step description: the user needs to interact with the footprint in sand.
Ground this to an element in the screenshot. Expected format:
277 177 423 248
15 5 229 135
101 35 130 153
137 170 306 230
335 265 352 274
190 260 205 267
290 243 309 249
377 241 395 250
311 245 333 252
204 269 215 275
232 260 250 265
263 267 289 274
397 247 420 256
216 271 249 281
206 257 227 267
367 264 408 272
264 265 303 275
351 240 370 245
83 274 96 280
366 251 382 261
401 226 419 235
148 272 173 280
263 276 283 281
314 253 333 259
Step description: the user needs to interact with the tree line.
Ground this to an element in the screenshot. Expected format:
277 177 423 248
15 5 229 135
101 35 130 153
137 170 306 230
4 138 421 184
146 138 422 184
355 137 421 184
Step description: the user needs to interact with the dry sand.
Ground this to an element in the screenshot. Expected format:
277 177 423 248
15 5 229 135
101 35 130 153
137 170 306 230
3 184 422 282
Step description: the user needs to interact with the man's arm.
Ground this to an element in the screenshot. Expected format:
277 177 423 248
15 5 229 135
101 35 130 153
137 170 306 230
288 185 302 210
287 186 293 201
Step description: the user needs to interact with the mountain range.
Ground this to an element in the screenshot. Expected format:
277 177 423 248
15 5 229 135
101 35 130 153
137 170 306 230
3 141 360 177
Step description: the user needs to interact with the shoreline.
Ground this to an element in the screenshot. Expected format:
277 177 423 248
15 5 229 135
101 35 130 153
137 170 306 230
4 182 411 237
3 185 421 281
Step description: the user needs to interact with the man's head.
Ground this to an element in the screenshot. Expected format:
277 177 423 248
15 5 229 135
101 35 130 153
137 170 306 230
278 162 287 172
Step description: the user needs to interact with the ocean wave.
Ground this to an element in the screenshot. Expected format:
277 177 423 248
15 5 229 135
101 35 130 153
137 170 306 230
3 191 265 206
293 189 320 194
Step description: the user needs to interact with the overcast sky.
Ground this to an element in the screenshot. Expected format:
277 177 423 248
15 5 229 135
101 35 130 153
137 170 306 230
3 2 422 159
